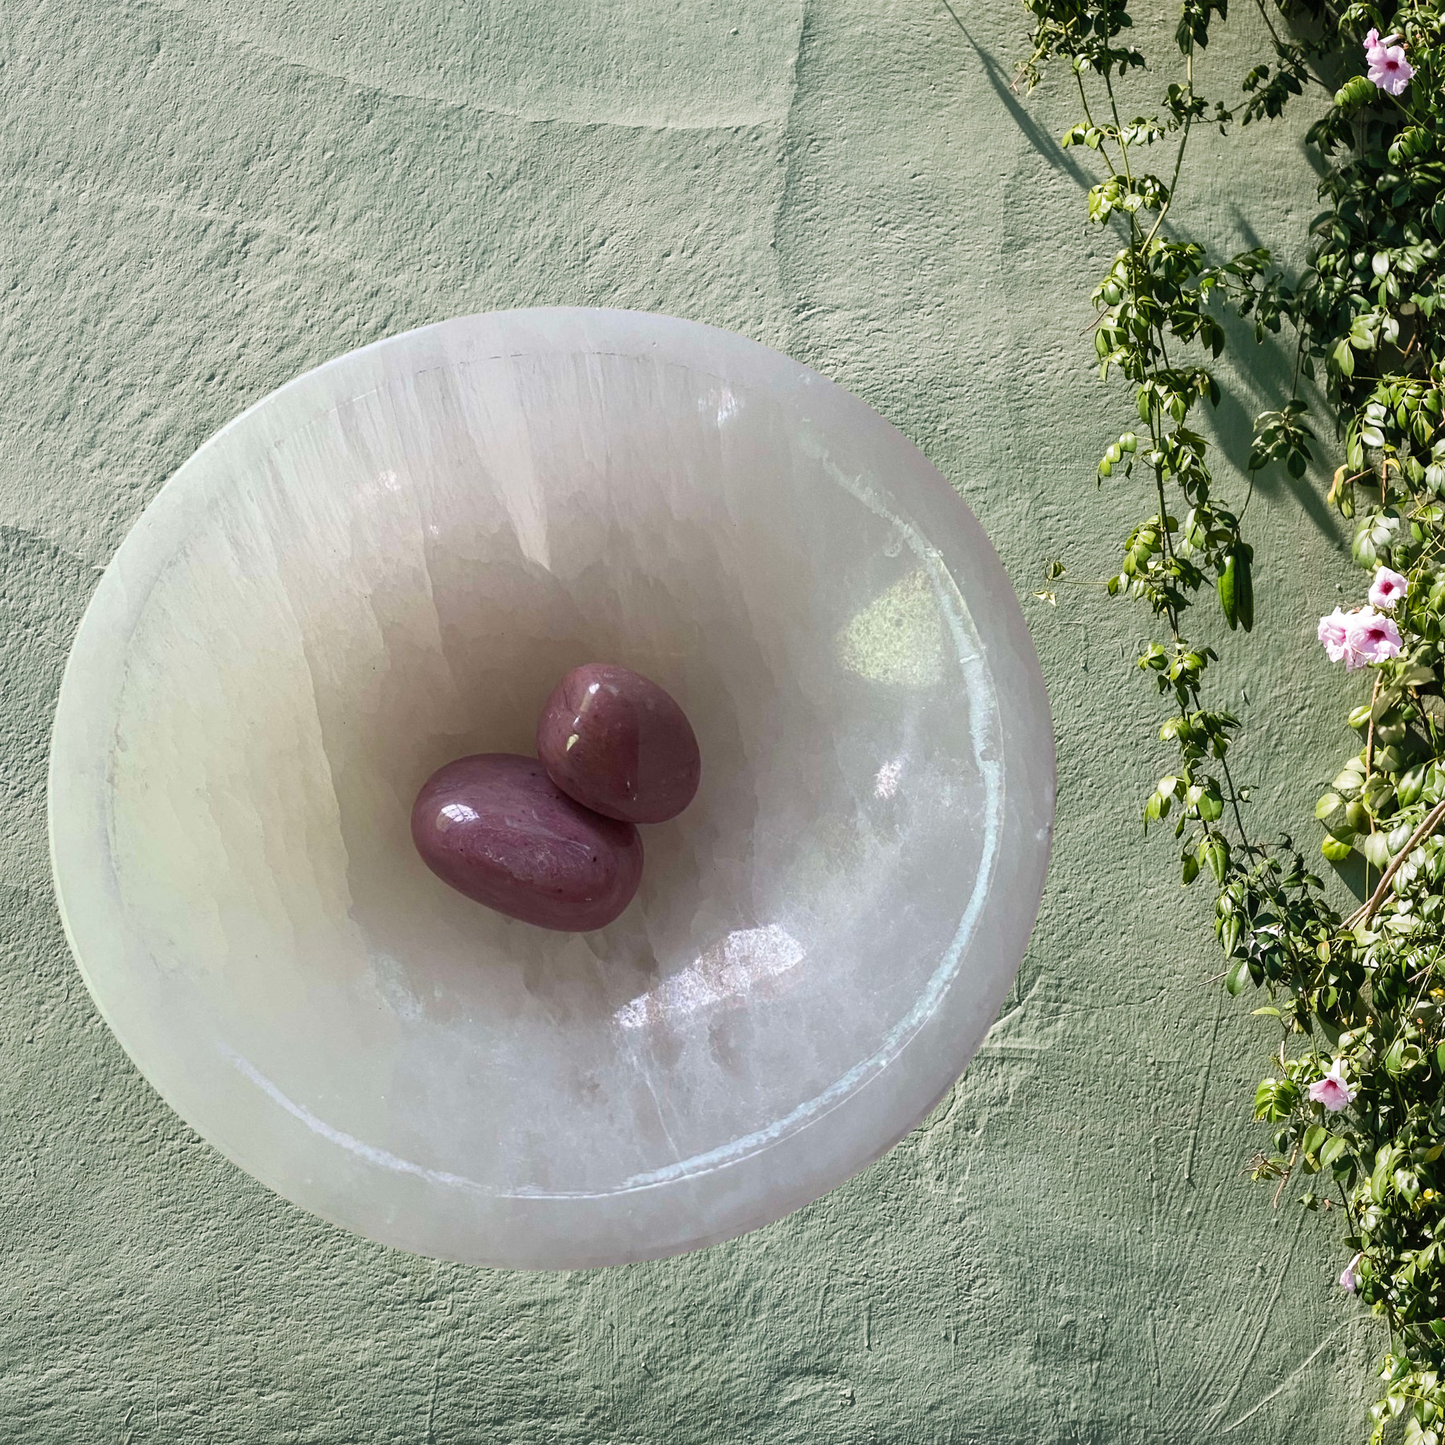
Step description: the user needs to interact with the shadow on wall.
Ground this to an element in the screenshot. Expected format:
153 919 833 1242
945 1 1350 556
938 1 1101 199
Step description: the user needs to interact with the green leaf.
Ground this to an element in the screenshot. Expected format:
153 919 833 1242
1217 549 1239 629
1219 912 1241 957
1253 1076 1299 1120
1372 1149 1394 1204
1232 546 1253 631
1334 74 1376 109
1226 955 1251 997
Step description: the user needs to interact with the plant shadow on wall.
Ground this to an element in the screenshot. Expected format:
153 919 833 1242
945 0 1349 546
1009 3 1445 1442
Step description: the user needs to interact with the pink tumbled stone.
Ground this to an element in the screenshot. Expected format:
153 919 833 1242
411 753 643 932
537 663 701 825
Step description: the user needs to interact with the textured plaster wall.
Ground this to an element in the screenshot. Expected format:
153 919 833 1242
0 1 1381 1440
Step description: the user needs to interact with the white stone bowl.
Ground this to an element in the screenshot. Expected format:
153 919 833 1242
48 309 1054 1269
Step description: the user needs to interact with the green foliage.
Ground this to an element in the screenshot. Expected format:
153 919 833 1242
1022 2 1445 1438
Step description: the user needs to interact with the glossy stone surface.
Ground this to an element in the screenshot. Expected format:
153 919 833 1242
47 308 1055 1269
537 663 702 824
412 753 643 931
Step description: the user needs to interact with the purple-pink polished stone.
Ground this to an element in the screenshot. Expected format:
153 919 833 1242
536 664 702 825
410 753 643 932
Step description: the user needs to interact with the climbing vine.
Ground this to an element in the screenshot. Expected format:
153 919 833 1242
1020 2 1445 1438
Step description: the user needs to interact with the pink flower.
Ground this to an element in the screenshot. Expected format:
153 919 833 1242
1340 1251 1362 1293
1320 606 1402 669
1367 39 1414 95
1309 1058 1356 1113
1318 607 1352 662
1344 606 1403 670
1368 566 1408 610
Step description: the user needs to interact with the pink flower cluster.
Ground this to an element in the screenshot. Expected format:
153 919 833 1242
1318 567 1405 670
1365 27 1414 95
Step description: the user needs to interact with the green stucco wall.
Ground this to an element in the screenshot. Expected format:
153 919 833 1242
0 1 1380 1439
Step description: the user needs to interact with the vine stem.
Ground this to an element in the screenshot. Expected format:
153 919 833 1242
1073 72 1121 181
1272 1141 1300 1208
1366 674 1382 776
1343 796 1445 931
1364 672 1383 863
1101 68 1133 185
1130 35 1257 864
1139 44 1193 255
1251 0 1286 51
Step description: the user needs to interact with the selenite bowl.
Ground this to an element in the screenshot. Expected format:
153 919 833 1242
48 309 1054 1269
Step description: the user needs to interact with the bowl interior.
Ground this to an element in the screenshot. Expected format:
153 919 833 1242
49 310 1053 1267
